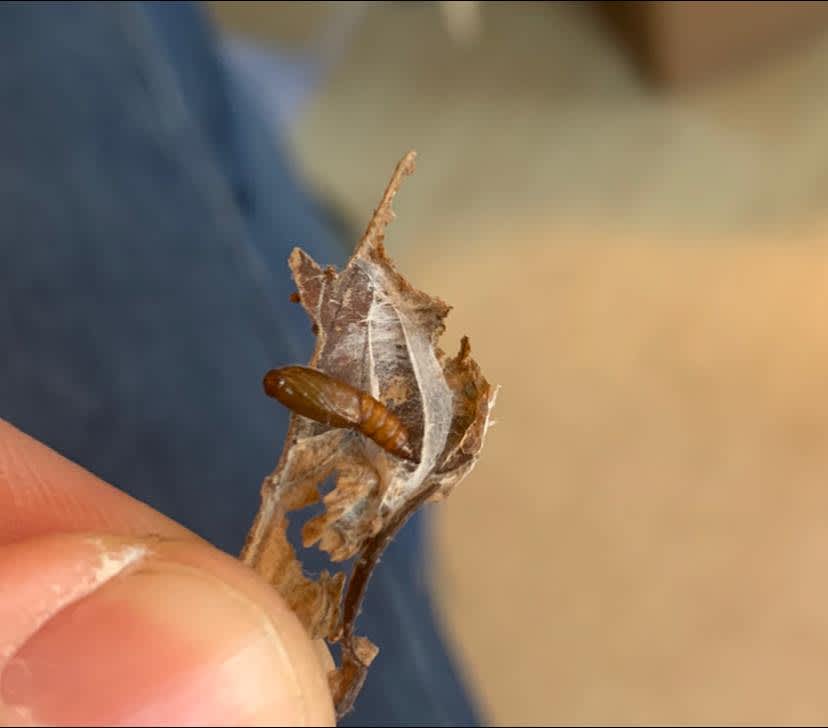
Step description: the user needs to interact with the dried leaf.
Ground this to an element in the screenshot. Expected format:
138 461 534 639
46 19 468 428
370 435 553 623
240 150 497 719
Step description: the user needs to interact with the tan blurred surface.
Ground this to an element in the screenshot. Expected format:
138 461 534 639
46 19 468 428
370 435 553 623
414 227 828 724
210 2 828 723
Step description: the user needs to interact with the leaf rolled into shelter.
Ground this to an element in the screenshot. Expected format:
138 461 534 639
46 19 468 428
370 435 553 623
241 150 497 719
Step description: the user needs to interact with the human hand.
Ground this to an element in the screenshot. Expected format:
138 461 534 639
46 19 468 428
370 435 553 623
0 419 334 726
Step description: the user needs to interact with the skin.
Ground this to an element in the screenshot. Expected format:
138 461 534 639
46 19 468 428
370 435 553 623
0 418 335 727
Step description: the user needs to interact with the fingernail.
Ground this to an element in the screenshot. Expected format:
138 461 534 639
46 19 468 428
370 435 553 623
1 544 312 726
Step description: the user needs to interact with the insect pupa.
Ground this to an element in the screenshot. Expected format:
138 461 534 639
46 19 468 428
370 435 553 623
263 366 415 462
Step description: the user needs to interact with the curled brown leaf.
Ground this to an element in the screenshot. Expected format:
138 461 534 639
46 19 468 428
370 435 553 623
240 150 497 719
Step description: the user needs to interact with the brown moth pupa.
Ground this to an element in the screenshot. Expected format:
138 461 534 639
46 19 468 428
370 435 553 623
263 366 415 462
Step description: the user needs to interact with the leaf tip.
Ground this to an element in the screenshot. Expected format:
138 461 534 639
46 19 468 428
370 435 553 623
458 335 472 362
400 149 417 175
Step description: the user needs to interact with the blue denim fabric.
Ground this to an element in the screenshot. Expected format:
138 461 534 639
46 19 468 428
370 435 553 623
0 2 482 725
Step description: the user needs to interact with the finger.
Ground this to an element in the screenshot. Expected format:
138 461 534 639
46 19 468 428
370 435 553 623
0 531 335 726
0 419 335 724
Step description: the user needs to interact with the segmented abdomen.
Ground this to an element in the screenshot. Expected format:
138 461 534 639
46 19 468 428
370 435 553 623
358 393 412 460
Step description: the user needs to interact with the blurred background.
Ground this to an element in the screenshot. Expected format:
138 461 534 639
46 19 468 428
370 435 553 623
210 2 828 724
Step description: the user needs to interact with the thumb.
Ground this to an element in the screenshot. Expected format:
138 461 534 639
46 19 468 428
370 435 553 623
0 532 335 727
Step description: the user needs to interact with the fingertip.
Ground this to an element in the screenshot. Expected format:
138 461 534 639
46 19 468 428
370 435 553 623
0 533 335 727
